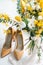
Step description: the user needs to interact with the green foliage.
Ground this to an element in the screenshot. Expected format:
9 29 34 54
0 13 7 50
0 19 2 22
28 40 35 51
0 18 10 23
41 31 43 36
30 30 36 37
22 18 30 31
0 19 5 23
30 26 40 37
23 25 30 31
32 10 39 19
22 18 29 25
37 47 41 60
17 0 21 14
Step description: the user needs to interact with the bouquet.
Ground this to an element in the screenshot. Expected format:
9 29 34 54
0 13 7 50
15 0 43 60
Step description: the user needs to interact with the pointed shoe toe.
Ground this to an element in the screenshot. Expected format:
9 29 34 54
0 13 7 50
1 48 11 58
14 50 24 60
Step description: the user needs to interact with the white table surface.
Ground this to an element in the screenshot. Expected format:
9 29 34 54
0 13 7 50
0 0 43 65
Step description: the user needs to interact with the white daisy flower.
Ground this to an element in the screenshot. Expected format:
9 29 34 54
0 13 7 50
36 4 40 10
38 16 43 20
28 18 35 29
32 5 36 10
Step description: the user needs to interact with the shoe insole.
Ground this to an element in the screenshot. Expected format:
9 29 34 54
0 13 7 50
4 33 12 49
17 34 23 51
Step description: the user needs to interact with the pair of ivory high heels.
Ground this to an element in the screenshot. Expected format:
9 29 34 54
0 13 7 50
1 27 24 60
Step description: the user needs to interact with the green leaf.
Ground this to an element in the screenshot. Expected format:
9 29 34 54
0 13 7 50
0 19 2 22
23 18 29 25
41 31 43 36
30 30 36 37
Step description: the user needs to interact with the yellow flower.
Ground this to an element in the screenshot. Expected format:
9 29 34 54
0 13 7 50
0 14 3 18
4 30 7 34
15 16 22 22
37 0 43 9
34 20 38 25
36 29 43 34
21 7 25 13
39 0 43 9
7 30 11 34
27 5 32 11
39 11 43 16
34 20 43 28
20 0 26 13
38 29 43 34
20 0 26 9
37 0 40 2
4 14 10 21
40 20 43 26
40 29 43 33
42 22 43 26
35 28 43 37
24 0 28 3
37 22 42 27
36 34 40 37
37 20 43 27
0 14 10 21
4 29 11 34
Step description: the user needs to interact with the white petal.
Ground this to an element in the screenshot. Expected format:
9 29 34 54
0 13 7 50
28 22 32 29
38 16 43 20
20 22 26 29
28 20 35 29
32 5 36 10
36 5 40 10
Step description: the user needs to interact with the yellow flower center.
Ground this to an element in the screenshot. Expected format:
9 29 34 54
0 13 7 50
34 20 38 25
27 5 32 11
15 16 22 22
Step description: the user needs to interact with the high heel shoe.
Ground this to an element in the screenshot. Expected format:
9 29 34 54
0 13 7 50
14 30 24 60
1 27 15 58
